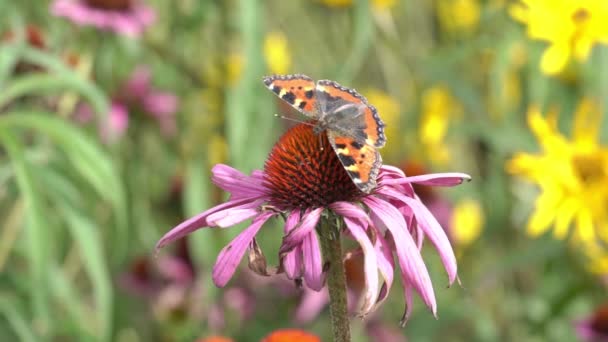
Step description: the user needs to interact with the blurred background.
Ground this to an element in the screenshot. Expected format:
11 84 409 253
1 0 607 341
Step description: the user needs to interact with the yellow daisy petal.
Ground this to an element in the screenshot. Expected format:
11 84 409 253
540 43 570 75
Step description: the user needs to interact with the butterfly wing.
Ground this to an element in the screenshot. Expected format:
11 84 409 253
327 131 382 194
316 80 386 148
263 74 318 118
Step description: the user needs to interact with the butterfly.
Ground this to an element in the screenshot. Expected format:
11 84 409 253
263 74 386 194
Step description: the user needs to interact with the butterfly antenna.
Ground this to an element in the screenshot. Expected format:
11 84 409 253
273 114 315 127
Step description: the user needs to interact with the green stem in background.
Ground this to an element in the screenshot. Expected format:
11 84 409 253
318 213 351 342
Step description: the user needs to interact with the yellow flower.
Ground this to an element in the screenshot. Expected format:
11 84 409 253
510 0 608 75
264 31 291 75
581 240 608 275
450 199 484 247
436 0 481 34
419 85 463 165
226 53 244 85
208 134 229 167
317 0 397 11
507 99 608 243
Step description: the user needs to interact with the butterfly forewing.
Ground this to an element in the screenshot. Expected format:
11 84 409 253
316 80 386 148
262 74 318 117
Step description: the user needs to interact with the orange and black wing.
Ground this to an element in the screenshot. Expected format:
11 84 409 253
316 80 386 148
327 131 382 194
263 74 318 118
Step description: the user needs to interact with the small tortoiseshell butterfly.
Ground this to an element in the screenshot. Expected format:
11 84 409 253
263 74 386 194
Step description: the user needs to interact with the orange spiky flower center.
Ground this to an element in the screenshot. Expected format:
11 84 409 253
85 0 132 10
264 123 364 211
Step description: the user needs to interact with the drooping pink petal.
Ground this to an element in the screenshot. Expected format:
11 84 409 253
381 165 406 177
280 208 322 254
156 197 262 250
364 196 437 316
302 231 324 291
373 231 394 307
343 217 378 316
211 164 267 199
382 172 471 187
206 207 260 228
400 282 414 327
283 211 303 279
212 212 274 287
380 187 458 284
329 202 371 223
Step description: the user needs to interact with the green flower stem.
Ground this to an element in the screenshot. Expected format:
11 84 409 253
319 214 351 342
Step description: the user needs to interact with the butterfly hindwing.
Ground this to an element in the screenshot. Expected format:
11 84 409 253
262 74 317 117
327 131 382 194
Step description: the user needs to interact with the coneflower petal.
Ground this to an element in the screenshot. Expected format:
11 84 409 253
380 187 458 284
212 212 274 287
329 201 371 223
374 232 394 307
364 196 437 316
283 211 303 279
302 231 324 291
211 164 267 198
382 172 471 187
206 207 261 228
156 197 262 250
400 282 415 326
343 217 378 315
280 208 322 254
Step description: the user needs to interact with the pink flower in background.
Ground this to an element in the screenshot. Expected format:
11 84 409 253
156 123 470 323
100 102 128 142
119 65 179 136
576 304 608 342
75 65 178 141
50 0 155 38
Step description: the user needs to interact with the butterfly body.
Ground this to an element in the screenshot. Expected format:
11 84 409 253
263 74 386 194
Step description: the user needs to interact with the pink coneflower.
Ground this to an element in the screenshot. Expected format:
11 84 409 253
576 304 608 341
75 65 178 141
50 0 155 38
119 66 178 136
156 123 470 323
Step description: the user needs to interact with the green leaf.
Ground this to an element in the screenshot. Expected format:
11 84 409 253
0 297 37 342
48 267 98 340
54 237 112 341
0 46 107 116
0 129 50 334
0 72 108 117
0 43 22 89
335 0 374 82
183 157 215 266
0 112 128 261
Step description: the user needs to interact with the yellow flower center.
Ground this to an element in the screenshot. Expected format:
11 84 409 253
572 153 606 184
572 8 590 24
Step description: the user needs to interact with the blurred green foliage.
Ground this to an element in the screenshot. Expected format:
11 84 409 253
0 0 607 341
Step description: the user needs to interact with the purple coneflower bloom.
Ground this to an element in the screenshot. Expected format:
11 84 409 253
50 0 155 38
576 304 608 341
156 123 470 323
75 65 178 141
